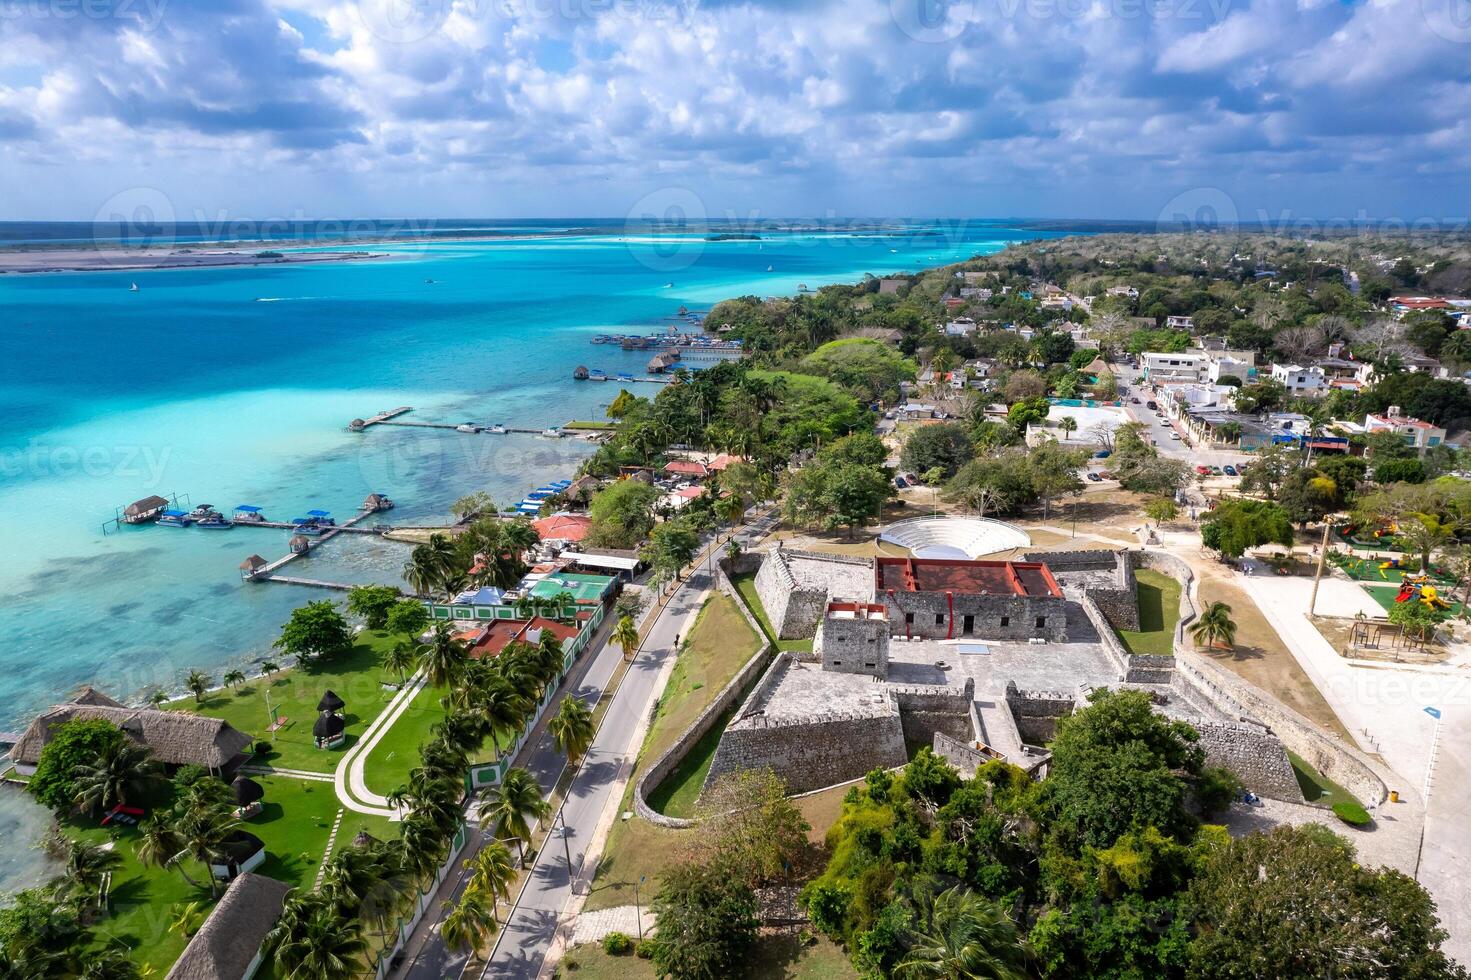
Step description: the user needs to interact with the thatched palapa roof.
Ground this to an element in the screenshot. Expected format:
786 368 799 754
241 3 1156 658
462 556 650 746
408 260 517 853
239 555 268 572
312 712 345 740
231 776 264 807
316 690 345 713
8 692 253 770
124 495 169 517
165 872 290 980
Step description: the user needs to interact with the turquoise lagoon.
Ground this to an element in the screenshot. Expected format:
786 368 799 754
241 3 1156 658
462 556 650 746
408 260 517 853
0 224 1051 890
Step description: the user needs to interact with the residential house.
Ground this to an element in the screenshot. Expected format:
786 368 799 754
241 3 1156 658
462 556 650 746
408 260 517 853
1166 315 1194 330
1140 351 1209 382
166 873 290 980
1206 349 1257 383
944 317 978 336
1364 409 1446 452
1106 285 1139 300
1270 363 1328 394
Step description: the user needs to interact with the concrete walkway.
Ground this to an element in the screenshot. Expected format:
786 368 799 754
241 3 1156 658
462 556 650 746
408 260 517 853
334 671 425 818
569 905 649 946
239 764 335 783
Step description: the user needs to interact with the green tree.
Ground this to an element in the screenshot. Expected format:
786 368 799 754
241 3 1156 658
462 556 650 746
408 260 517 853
1200 499 1293 559
59 838 123 904
185 669 212 702
783 458 891 539
72 739 162 816
477 767 551 862
1006 396 1050 429
694 770 809 886
382 638 417 686
346 585 402 630
466 841 517 920
642 517 701 586
1187 825 1464 979
28 719 124 813
266 895 368 980
549 695 595 766
386 599 431 638
1026 441 1087 519
587 479 660 549
1046 689 1204 850
651 861 759 980
222 669 246 690
895 886 1030 980
451 491 496 522
900 423 975 480
274 600 353 666
799 338 918 403
440 890 497 954
612 614 641 662
1144 497 1178 524
1190 601 1237 650
606 388 639 419
416 624 469 689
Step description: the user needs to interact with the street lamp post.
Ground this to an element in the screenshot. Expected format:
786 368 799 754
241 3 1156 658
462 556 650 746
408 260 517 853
557 812 576 892
634 875 645 938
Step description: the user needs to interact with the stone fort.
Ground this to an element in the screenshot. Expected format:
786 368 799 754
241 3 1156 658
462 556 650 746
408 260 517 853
706 545 1309 801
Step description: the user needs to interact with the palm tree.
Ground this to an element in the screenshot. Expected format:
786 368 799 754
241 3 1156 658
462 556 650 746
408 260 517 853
320 847 388 917
418 624 468 689
465 842 517 921
77 949 139 980
147 689 169 707
549 696 595 767
174 799 241 898
73 740 162 816
895 886 1029 980
440 890 498 954
61 839 122 903
472 672 530 760
403 551 438 597
477 767 551 862
612 614 640 663
382 638 417 687
1190 601 1237 651
136 815 204 889
267 895 367 980
223 669 246 690
1058 416 1078 439
184 670 211 702
259 659 280 678
171 900 209 936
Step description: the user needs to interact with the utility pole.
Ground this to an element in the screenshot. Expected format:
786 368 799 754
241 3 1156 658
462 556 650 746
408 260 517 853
1308 518 1333 616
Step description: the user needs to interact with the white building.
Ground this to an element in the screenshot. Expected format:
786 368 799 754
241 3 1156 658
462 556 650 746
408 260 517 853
1106 285 1138 299
1207 349 1256 384
1364 409 1447 452
1270 363 1328 394
1141 351 1208 382
944 317 978 336
1166 315 1194 330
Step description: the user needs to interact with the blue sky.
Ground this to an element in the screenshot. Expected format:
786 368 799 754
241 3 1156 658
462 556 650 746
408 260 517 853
1 0 1468 221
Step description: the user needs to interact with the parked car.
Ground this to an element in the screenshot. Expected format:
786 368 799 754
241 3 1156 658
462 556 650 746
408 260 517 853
1169 432 1181 440
1094 450 1111 458
1223 464 1238 476
1195 465 1211 475
1130 397 1141 404
1087 472 1103 482
1145 400 1157 410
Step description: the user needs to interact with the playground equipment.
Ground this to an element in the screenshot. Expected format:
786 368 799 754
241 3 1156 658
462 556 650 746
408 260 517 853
1378 558 1401 578
1394 580 1452 611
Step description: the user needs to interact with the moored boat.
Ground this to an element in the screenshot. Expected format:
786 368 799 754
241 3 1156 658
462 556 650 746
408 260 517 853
157 509 193 528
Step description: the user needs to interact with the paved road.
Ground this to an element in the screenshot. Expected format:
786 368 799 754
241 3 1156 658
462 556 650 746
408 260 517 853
464 512 777 980
1113 366 1250 469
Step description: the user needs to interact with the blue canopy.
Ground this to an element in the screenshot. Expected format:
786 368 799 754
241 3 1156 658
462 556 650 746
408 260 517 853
306 509 331 517
234 505 262 513
161 509 188 517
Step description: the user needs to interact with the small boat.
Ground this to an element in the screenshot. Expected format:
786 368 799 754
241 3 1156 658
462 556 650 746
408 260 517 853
157 509 193 528
588 369 608 381
766 265 773 272
488 424 507 434
188 504 222 521
541 427 563 438
233 505 266 523
292 522 324 536
456 423 481 433
197 515 233 529
424 278 435 284
663 282 674 288
129 283 139 292
304 509 335 526
617 372 635 381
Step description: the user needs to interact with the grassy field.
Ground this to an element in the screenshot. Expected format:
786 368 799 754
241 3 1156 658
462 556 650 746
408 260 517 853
58 773 394 976
641 592 762 817
586 592 763 909
360 681 448 798
171 630 406 773
1362 583 1466 617
1287 750 1358 808
731 571 813 654
1116 569 1181 657
563 933 857 980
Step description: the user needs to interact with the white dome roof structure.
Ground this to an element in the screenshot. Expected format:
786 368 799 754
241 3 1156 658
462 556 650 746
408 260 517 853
879 516 1031 560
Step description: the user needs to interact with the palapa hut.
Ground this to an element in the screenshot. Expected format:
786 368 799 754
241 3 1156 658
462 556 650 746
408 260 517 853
348 418 367 431
573 365 590 380
312 711 346 750
564 475 600 508
122 494 170 524
362 492 394 512
164 872 289 980
316 690 345 713
238 555 268 581
8 690 253 777
288 535 310 554
231 775 264 819
208 830 267 880
647 350 681 373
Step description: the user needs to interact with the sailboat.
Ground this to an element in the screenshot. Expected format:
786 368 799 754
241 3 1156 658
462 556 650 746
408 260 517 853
129 283 139 292
766 265 773 272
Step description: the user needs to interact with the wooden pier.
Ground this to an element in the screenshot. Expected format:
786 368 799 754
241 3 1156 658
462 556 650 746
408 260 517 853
350 408 614 438
242 506 384 587
348 407 412 431
260 576 356 591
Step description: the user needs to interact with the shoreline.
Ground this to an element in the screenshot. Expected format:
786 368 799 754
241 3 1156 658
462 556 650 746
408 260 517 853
0 248 403 275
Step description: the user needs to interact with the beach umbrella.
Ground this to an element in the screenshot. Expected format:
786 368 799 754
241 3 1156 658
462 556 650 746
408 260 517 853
317 690 345 713
231 775 264 807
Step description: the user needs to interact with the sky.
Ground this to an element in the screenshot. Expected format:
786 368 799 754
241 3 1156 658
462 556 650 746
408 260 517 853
1 0 1469 223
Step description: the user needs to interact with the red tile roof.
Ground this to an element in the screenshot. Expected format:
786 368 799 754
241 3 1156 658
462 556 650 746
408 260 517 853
663 461 709 477
874 557 1062 598
468 617 579 659
532 514 592 542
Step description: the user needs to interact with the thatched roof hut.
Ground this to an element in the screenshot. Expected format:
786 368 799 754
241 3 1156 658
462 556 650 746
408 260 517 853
123 495 170 520
348 418 367 431
238 555 268 581
648 351 681 373
165 872 289 980
312 712 345 741
316 690 345 713
9 693 253 774
362 492 393 512
573 365 590 380
565 475 600 505
288 535 310 554
72 686 123 708
231 775 264 807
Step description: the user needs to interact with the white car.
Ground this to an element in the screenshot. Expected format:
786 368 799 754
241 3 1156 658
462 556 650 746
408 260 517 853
1170 432 1181 440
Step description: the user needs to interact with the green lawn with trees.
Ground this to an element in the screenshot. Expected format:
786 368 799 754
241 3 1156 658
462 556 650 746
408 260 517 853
1115 569 1182 656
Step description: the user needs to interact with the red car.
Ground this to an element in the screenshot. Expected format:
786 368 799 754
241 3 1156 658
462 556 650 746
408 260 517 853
1195 465 1212 475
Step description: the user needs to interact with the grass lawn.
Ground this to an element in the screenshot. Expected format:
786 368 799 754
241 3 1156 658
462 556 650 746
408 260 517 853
640 593 761 817
1288 750 1358 808
564 933 857 980
172 630 406 773
56 772 395 976
1116 569 1181 657
359 681 525 798
1331 554 1458 585
732 571 813 654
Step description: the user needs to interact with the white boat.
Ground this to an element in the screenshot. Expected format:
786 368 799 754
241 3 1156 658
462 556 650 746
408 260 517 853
129 283 139 292
766 265 773 272
663 282 674 288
